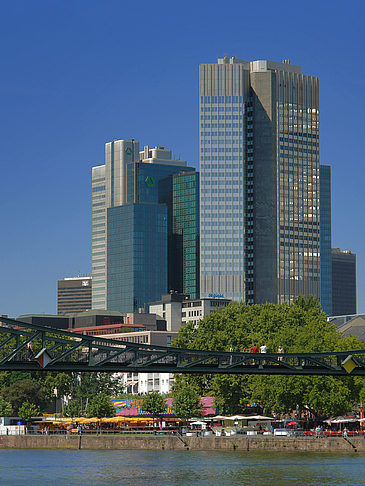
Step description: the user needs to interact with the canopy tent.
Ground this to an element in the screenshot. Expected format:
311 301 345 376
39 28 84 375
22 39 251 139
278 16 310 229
245 415 274 421
190 421 207 426
325 416 359 424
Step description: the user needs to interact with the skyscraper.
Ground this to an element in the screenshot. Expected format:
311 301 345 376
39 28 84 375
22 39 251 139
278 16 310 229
199 56 320 304
332 248 357 316
92 141 195 313
320 165 332 315
171 171 200 299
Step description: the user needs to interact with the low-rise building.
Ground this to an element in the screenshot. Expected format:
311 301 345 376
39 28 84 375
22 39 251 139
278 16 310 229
98 329 178 395
149 293 231 331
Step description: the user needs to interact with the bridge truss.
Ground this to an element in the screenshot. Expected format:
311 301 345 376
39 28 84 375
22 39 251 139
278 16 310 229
0 316 364 376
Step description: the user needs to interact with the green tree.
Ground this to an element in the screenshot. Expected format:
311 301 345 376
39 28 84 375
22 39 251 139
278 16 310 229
18 401 40 422
63 399 84 418
2 379 45 415
0 396 12 416
173 298 365 417
141 392 166 419
172 385 203 419
87 393 115 418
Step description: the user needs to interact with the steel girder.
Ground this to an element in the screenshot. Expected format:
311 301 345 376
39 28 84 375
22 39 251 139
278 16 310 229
0 316 365 375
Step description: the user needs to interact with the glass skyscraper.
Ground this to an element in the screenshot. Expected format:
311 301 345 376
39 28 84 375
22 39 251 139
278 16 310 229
92 140 195 313
200 57 320 304
320 165 332 315
171 171 200 299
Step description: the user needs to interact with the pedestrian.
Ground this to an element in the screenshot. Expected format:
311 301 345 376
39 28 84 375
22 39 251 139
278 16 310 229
27 342 34 359
343 427 348 438
242 346 246 353
229 345 234 365
260 344 268 353
250 344 259 364
278 346 284 361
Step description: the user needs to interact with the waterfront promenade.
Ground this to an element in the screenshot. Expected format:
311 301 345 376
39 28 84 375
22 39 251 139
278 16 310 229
0 434 364 453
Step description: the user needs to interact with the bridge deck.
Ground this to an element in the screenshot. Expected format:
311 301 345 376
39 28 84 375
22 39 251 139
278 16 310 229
0 316 364 376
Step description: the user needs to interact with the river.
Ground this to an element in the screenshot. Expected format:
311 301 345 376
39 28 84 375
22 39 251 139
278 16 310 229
0 449 364 485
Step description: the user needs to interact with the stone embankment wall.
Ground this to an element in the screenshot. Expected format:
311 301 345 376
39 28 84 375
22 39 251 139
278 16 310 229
0 435 364 452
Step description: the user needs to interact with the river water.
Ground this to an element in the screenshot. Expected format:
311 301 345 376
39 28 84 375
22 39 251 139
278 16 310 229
0 449 364 485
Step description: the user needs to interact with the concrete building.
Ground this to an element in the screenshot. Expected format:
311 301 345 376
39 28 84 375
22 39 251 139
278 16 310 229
92 139 196 314
149 293 231 331
91 165 107 309
329 314 365 341
57 276 92 315
332 248 357 316
17 310 164 331
199 56 320 305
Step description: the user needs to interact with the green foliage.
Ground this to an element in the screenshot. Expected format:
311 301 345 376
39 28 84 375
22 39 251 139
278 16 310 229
87 393 115 418
172 385 203 419
140 392 166 418
70 373 123 401
18 401 40 422
2 379 45 415
174 297 365 417
0 396 12 416
64 399 84 418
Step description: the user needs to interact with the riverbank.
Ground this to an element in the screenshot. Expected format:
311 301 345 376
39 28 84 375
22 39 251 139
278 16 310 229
0 435 364 452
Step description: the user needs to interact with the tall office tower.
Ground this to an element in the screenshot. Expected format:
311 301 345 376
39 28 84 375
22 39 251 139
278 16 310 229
199 56 320 304
57 276 92 314
92 140 140 309
92 165 107 309
93 140 195 313
332 248 357 316
320 165 332 315
171 171 200 299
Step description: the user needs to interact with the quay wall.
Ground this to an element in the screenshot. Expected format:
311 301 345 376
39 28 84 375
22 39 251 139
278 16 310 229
0 435 364 452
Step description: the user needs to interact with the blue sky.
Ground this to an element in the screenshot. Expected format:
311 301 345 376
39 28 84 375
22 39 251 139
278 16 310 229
1 0 364 317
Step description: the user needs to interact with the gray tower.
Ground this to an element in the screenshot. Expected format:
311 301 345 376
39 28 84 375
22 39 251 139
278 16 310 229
199 57 320 304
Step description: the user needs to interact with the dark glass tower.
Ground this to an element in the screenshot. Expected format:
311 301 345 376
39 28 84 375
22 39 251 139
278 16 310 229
320 165 332 315
332 248 357 316
171 171 200 299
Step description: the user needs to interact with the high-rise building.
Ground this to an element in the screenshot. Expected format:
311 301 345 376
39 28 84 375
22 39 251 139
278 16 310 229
320 165 332 315
171 171 200 299
92 165 107 309
199 56 320 304
332 248 357 316
92 140 195 313
57 276 92 314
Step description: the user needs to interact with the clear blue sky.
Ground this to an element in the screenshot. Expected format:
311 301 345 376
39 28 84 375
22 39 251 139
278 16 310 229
1 0 364 317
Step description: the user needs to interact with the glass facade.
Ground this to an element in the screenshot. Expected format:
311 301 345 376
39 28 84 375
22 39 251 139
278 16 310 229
200 58 321 305
199 63 248 301
101 140 196 313
107 203 167 313
171 172 200 299
91 165 107 309
332 249 357 316
320 165 332 315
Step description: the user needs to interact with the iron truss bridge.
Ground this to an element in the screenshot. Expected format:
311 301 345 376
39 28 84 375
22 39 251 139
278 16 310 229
0 316 364 376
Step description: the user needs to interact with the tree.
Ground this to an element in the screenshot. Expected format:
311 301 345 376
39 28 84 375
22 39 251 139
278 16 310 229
87 393 115 418
172 385 203 419
18 401 40 422
141 392 166 418
173 298 365 417
2 379 45 415
0 397 12 416
63 399 84 418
